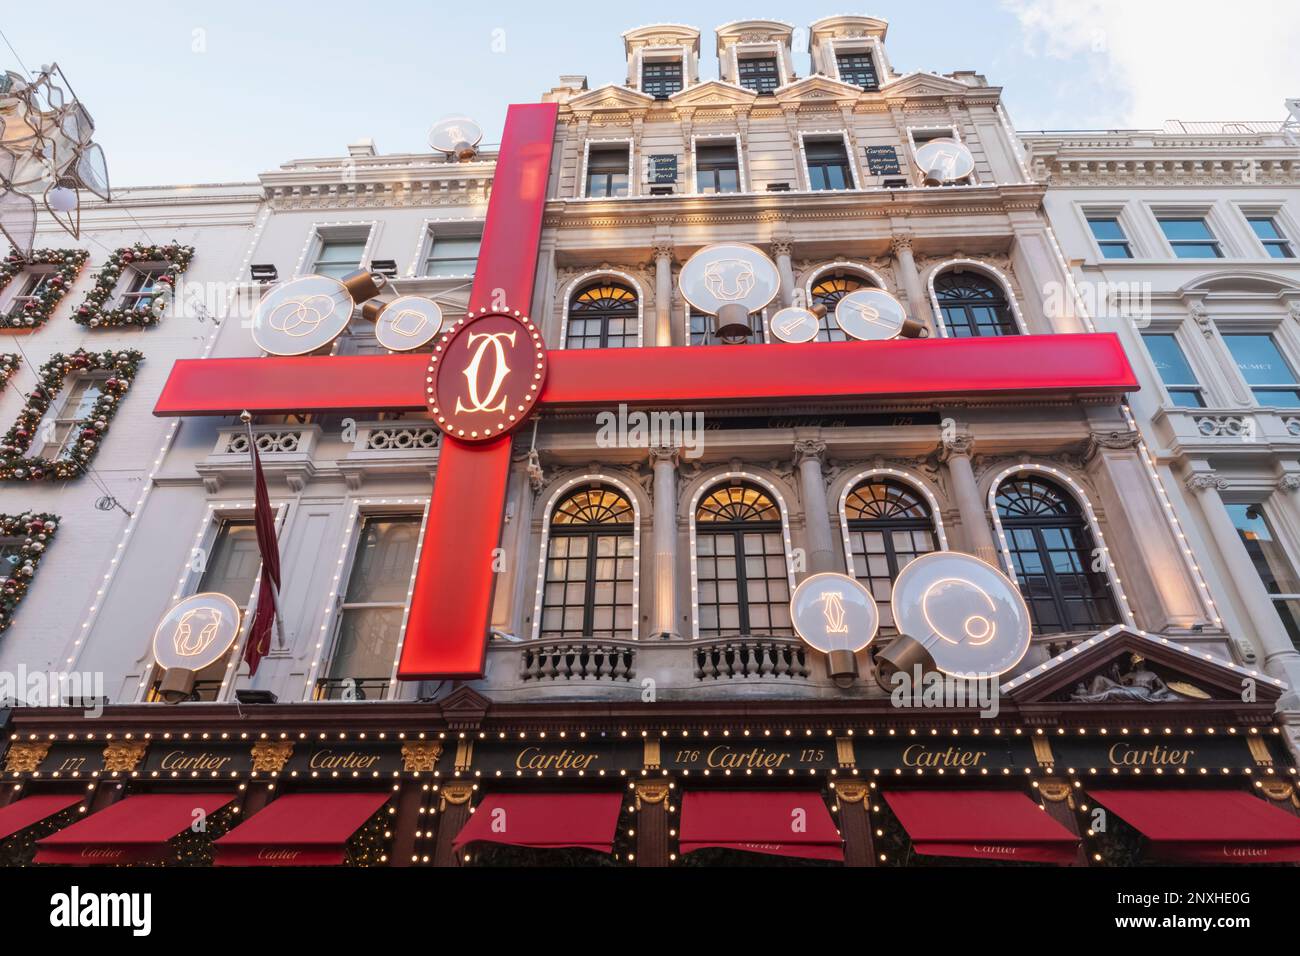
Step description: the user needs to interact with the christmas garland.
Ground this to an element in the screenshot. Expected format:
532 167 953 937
0 354 17 390
74 242 195 329
0 349 143 481
0 512 58 633
0 248 89 330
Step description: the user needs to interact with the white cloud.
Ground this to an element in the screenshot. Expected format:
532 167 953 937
1003 0 1299 126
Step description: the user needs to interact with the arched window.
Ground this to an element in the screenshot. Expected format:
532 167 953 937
694 482 791 636
934 270 1018 337
811 271 876 342
540 486 635 639
995 475 1119 634
567 281 638 349
844 478 937 631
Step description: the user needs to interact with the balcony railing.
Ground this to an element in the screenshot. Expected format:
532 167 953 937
693 637 810 681
520 642 636 683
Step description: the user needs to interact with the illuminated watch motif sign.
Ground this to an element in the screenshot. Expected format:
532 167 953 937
770 306 820 344
678 242 781 317
790 572 880 654
251 275 354 356
833 289 908 341
374 295 443 352
890 552 1031 678
152 592 242 672
429 116 484 158
913 138 975 185
427 312 547 441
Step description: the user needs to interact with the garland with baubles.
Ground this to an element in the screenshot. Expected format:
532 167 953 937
0 354 17 390
74 242 195 328
0 248 89 330
0 349 143 481
0 512 58 633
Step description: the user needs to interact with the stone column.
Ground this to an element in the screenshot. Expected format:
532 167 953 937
772 237 796 308
891 233 933 329
649 445 680 639
834 780 878 867
432 782 475 867
939 434 998 564
794 439 838 575
1185 471 1300 692
633 780 673 867
653 241 675 347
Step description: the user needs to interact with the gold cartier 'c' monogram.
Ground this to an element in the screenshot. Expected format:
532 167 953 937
455 330 516 415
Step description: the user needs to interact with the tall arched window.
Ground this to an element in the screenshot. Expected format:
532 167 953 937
934 270 1018 337
540 486 635 639
844 478 937 631
567 281 638 349
695 482 791 636
811 272 876 342
995 475 1119 634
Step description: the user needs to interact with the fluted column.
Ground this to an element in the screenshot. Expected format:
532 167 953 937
794 440 838 575
891 233 933 329
1185 471 1300 690
772 237 796 307
939 434 998 564
653 241 675 347
649 445 680 638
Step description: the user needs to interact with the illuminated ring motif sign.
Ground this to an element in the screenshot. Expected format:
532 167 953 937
251 275 354 356
769 306 820 344
427 312 547 442
152 592 242 672
790 572 880 655
889 552 1031 678
375 295 443 352
678 242 781 317
834 289 909 341
913 138 976 185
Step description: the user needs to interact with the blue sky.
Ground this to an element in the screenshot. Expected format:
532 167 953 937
3 1 1295 186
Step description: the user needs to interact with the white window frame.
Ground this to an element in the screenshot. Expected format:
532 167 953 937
1138 320 1214 409
636 46 690 97
1078 203 1142 260
30 371 110 460
1 266 54 318
836 467 950 580
690 133 746 195
415 221 483 279
560 269 645 349
906 125 978 187
798 130 861 192
730 41 790 93
1147 204 1232 260
580 137 636 199
293 221 378 279
926 258 1029 338
827 37 885 89
1236 203 1299 260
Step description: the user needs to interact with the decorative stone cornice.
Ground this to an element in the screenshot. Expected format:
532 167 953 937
1185 472 1230 493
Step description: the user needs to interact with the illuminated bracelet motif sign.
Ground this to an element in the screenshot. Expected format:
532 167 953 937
151 592 242 673
889 552 1031 678
833 289 909 341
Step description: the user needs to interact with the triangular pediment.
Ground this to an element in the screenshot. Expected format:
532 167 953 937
880 71 972 100
1002 626 1286 708
568 83 656 112
437 685 492 728
772 74 865 104
668 80 757 108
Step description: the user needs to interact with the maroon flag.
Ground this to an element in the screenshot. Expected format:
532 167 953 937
244 433 281 675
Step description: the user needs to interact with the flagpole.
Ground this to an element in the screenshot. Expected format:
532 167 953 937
242 410 288 650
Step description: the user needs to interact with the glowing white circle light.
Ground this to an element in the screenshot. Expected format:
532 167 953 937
152 592 242 673
790 572 880 654
251 274 354 356
833 289 908 341
913 138 976 185
375 295 443 352
429 116 484 157
678 242 781 317
769 306 820 344
890 551 1031 678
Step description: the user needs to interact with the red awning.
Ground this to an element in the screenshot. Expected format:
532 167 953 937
452 792 624 853
1090 789 1300 863
35 793 235 865
679 791 844 861
0 794 85 840
215 792 391 866
884 790 1081 864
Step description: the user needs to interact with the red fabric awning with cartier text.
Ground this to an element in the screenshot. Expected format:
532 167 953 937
0 794 84 840
452 792 624 853
884 790 1081 864
1090 789 1300 863
214 792 391 866
679 791 844 861
35 793 235 865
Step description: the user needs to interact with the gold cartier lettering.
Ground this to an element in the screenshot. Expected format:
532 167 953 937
705 745 790 770
1107 743 1194 767
159 750 233 772
514 747 599 771
258 847 302 861
308 749 381 770
902 744 989 768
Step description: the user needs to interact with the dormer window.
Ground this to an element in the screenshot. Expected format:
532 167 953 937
737 56 780 94
585 144 631 198
835 52 879 91
642 60 682 99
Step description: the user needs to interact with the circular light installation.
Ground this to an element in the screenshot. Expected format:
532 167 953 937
913 138 976 185
430 116 484 160
833 288 909 341
373 295 443 352
889 551 1031 678
251 274 354 356
152 592 242 673
678 242 781 339
769 306 820 344
790 572 880 682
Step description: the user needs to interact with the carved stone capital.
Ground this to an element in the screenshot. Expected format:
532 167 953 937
1085 428 1141 462
401 740 444 773
439 782 475 810
1188 303 1214 339
890 233 914 255
1277 474 1300 493
1185 472 1229 493
103 740 147 773
792 439 827 468
3 741 50 773
652 240 675 262
770 237 794 258
634 780 671 809
251 740 294 773
835 780 870 804
648 444 680 468
938 433 975 461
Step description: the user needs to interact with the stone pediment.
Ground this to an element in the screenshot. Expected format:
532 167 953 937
568 84 656 112
773 74 865 105
880 71 973 100
668 80 758 108
1002 626 1286 708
